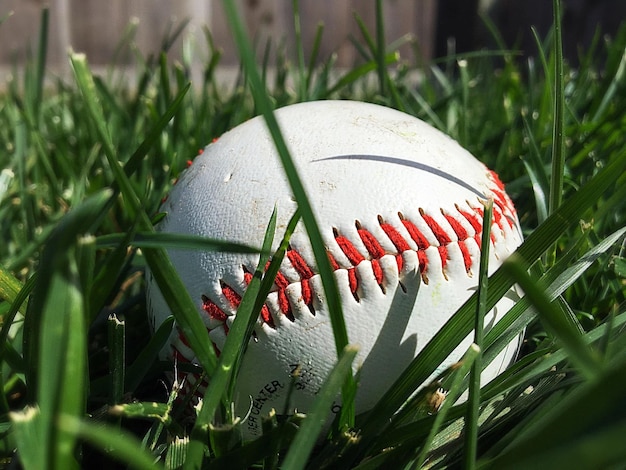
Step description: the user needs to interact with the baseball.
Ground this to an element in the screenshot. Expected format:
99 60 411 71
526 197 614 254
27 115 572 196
146 100 523 438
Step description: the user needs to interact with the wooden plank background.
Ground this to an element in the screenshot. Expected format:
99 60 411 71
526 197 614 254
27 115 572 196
0 0 437 72
1 1 621 77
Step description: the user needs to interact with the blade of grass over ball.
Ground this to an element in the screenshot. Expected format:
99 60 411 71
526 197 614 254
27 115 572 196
220 2 355 427
143 249 218 373
414 344 480 469
484 226 626 353
87 225 137 322
96 232 262 254
502 255 601 380
69 52 218 376
341 149 625 466
185 209 279 468
282 345 358 470
256 209 301 321
483 292 625 404
464 199 493 469
226 208 288 405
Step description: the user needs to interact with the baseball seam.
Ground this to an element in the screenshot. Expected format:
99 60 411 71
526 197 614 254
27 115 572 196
181 170 516 356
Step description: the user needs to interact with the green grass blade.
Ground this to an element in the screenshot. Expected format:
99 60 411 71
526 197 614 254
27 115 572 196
342 146 625 465
351 12 377 60
520 114 550 223
281 345 358 470
481 227 626 379
166 436 189 470
322 52 399 98
219 0 356 430
376 311 626 456
457 59 470 146
184 209 279 467
125 82 191 181
10 407 45 470
502 255 602 380
548 0 565 223
375 0 386 96
228 209 301 403
110 401 171 424
414 344 480 468
292 0 307 100
108 314 126 406
31 7 48 121
90 316 175 397
591 45 626 121
125 316 174 392
36 245 87 469
483 357 626 469
58 414 164 470
88 229 136 322
0 264 25 313
96 232 261 253
306 22 325 94
69 52 218 377
464 200 493 469
0 273 35 381
24 189 112 402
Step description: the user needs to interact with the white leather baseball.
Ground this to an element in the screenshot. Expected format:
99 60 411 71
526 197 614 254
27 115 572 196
146 100 523 438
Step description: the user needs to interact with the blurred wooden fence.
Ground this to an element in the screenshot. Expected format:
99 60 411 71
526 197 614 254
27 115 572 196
1 1 621 77
0 0 438 72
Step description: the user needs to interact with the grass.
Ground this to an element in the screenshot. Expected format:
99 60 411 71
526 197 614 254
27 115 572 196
0 0 625 468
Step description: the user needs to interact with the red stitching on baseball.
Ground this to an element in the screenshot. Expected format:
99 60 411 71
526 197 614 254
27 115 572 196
488 170 517 230
272 268 293 318
419 208 451 277
197 184 517 341
442 211 473 273
357 222 385 259
334 228 366 266
287 249 315 279
201 213 455 324
399 223 430 281
457 205 482 247
201 294 227 323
